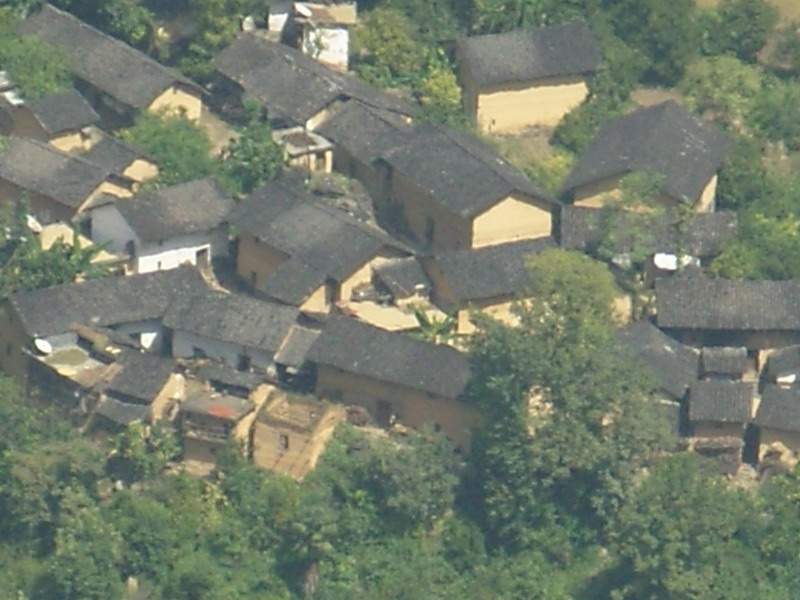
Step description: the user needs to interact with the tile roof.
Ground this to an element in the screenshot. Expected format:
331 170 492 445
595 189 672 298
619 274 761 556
212 34 413 127
430 238 556 303
689 380 753 423
103 350 176 403
19 4 201 110
230 179 408 296
755 385 800 432
258 257 329 306
0 137 118 210
194 361 266 392
275 326 321 369
381 123 558 218
307 315 470 399
163 289 299 354
114 177 232 243
559 206 737 258
95 396 151 425
700 346 748 377
9 266 208 338
374 257 431 298
25 89 98 134
656 277 800 331
82 134 154 176
457 21 601 86
616 319 699 400
562 101 731 205
763 346 800 383
315 100 414 164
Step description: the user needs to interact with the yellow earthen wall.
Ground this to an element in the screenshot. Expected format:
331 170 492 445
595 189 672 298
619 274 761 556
315 364 479 451
123 159 159 183
693 421 745 440
760 428 800 459
695 174 718 213
476 75 590 134
236 232 290 289
471 193 552 248
50 131 89 153
299 284 329 313
147 84 203 122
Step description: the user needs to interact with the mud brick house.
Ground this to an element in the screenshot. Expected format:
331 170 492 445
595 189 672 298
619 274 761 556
163 288 300 373
755 384 800 460
0 137 134 223
656 277 800 359
89 177 233 274
5 89 99 152
81 134 159 185
251 390 345 479
19 4 204 125
456 21 601 133
230 179 409 315
423 238 557 334
307 316 477 451
380 124 559 251
561 101 731 211
688 380 754 439
211 33 412 130
0 266 208 384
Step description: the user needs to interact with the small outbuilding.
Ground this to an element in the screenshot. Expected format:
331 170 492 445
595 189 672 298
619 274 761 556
456 22 601 133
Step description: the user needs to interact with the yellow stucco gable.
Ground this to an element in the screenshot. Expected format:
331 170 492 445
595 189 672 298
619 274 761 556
573 173 719 213
147 84 203 122
472 194 553 248
474 75 590 134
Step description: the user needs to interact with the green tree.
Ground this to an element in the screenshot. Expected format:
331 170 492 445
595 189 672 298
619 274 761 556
121 110 217 186
749 80 800 151
0 17 71 100
611 454 770 600
715 133 768 210
220 114 284 196
49 489 125 600
466 250 667 554
48 0 155 49
466 0 590 34
354 7 426 87
108 422 180 483
0 205 115 298
551 96 628 154
703 0 778 63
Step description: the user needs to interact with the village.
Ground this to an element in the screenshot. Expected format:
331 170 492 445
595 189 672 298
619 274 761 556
0 1 796 485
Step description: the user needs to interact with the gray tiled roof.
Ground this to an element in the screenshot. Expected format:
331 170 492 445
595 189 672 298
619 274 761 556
258 258 329 306
700 346 748 377
755 385 800 432
194 361 266 392
457 21 601 86
275 326 320 369
374 257 431 298
559 206 737 258
95 396 150 425
231 179 407 297
212 34 413 127
430 238 556 303
182 390 253 421
104 350 176 403
763 346 800 383
315 100 414 164
0 137 118 209
616 319 699 400
163 289 299 354
381 123 558 218
307 316 470 400
115 177 232 243
19 4 201 110
26 89 98 134
689 380 753 423
82 135 153 176
656 277 800 331
562 102 731 205
10 266 208 338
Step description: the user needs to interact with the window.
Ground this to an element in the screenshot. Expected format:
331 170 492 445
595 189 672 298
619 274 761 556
434 423 442 433
424 217 435 244
5 343 11 356
279 434 290 450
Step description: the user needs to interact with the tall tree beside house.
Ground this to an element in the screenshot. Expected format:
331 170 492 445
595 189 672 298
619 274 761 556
0 204 114 298
0 12 71 100
702 0 778 63
220 109 284 196
121 109 217 187
465 250 668 555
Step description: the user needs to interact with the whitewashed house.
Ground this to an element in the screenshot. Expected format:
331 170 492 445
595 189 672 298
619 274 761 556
292 2 357 72
89 177 233 274
163 289 300 373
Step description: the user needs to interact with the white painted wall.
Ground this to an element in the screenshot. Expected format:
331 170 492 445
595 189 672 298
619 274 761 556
136 228 228 274
171 329 275 370
303 27 349 71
